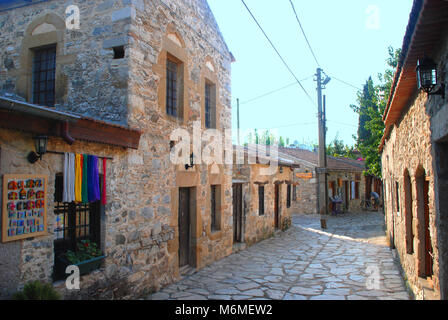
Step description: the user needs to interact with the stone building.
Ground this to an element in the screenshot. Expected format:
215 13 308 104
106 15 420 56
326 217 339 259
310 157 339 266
280 147 366 214
379 0 448 300
231 145 299 248
0 0 234 299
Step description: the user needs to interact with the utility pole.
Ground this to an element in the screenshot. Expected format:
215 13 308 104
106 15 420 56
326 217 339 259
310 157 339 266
316 68 329 216
237 98 240 146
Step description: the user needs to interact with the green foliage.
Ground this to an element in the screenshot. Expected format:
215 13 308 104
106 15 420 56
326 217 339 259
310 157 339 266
350 46 401 177
326 134 357 159
65 240 102 264
244 129 290 147
13 281 61 300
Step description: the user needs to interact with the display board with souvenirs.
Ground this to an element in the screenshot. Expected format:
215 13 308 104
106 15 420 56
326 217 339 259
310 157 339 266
2 174 47 242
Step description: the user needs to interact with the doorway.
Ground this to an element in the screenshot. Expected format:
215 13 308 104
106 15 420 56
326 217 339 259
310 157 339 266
416 169 433 279
343 181 349 212
275 184 280 229
233 183 243 243
178 187 193 268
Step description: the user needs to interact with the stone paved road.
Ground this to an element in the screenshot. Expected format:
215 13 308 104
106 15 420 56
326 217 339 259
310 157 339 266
147 211 410 300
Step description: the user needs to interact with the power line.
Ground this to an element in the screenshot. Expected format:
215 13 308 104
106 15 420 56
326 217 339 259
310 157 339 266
289 0 320 67
331 76 362 91
240 0 316 108
258 121 317 130
239 75 314 105
327 119 358 128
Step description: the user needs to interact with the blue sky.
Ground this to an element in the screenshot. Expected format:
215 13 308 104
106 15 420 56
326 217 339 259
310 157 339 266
208 0 414 147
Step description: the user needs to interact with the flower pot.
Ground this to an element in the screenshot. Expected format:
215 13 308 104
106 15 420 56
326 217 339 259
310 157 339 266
57 255 105 277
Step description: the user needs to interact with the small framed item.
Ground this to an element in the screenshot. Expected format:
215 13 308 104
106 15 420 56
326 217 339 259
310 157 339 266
2 174 48 243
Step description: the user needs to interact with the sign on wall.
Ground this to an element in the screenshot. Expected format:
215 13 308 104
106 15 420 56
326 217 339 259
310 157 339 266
2 174 48 243
296 173 313 179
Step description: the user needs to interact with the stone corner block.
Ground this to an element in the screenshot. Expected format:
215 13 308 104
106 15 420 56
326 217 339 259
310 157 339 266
103 37 129 49
111 7 136 22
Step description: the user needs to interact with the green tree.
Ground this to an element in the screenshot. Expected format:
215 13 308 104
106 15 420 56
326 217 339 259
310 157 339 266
350 46 401 177
326 134 357 159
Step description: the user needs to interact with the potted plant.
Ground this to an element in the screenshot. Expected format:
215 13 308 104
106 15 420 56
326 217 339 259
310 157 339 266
57 240 105 276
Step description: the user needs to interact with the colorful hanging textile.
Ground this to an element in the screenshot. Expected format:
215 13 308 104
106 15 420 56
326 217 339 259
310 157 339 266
75 154 83 202
81 154 89 203
63 153 75 203
101 157 107 205
88 155 100 202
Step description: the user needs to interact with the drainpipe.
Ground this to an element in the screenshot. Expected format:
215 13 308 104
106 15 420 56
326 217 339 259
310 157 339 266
61 120 75 145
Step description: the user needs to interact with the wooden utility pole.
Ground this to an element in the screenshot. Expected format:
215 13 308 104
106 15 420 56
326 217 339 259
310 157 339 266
316 68 328 216
237 98 240 146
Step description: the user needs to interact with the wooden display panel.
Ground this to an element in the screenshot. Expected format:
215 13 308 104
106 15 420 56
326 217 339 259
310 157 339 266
2 174 48 243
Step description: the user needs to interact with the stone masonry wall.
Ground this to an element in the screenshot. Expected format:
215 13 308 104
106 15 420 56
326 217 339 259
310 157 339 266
0 0 233 299
291 166 317 214
381 91 438 299
0 0 131 125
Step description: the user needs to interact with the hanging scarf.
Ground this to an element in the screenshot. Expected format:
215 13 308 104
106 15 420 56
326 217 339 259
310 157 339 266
88 155 100 202
101 157 107 205
81 154 89 203
63 153 75 203
63 153 69 203
75 154 83 202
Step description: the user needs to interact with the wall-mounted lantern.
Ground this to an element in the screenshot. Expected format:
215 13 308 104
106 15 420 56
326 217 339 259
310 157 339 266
416 56 445 99
27 135 48 163
185 153 194 170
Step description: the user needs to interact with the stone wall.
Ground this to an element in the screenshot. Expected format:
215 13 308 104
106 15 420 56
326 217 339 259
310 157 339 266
291 166 317 214
0 0 233 299
381 91 439 299
233 163 293 246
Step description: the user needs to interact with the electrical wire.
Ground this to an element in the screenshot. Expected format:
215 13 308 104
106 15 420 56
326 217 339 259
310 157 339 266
241 0 316 108
331 76 362 91
289 0 320 67
239 75 314 105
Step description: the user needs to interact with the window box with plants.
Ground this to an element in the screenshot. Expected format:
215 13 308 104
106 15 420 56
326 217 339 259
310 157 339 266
56 240 105 278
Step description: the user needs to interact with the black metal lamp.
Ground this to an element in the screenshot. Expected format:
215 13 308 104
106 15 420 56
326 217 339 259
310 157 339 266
27 135 48 163
185 152 194 170
416 56 445 98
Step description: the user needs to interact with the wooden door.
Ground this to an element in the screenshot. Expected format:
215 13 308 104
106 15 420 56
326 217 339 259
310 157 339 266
344 181 349 211
424 180 433 277
233 184 243 243
178 188 190 267
275 184 280 229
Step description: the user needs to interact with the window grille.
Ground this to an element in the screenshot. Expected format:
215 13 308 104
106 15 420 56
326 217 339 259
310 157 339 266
166 59 178 117
32 45 56 107
53 173 102 279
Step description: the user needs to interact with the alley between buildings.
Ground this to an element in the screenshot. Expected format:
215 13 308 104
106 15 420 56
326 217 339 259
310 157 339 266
148 211 410 300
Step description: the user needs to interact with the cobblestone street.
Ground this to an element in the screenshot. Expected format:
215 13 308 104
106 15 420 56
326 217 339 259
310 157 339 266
148 211 410 300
